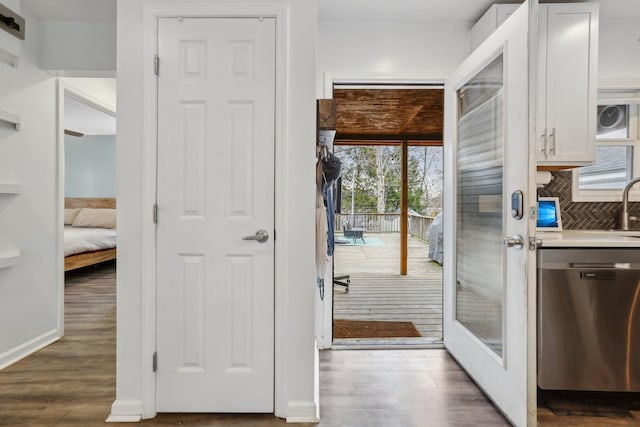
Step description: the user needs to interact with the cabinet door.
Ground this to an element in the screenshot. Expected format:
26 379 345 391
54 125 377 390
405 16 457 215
540 3 598 166
470 4 519 52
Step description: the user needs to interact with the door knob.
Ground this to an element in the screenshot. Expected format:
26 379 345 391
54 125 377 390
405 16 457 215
528 236 543 250
503 234 524 249
242 229 269 243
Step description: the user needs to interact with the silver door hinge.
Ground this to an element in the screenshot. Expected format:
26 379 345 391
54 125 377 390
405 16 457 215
153 204 158 224
152 351 157 372
154 55 159 76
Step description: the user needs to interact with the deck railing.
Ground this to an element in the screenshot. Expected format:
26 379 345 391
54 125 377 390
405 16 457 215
408 214 434 242
334 213 400 233
334 212 437 241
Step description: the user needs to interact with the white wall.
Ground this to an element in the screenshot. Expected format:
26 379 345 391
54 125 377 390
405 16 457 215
0 1 61 368
65 135 116 197
112 0 317 421
38 20 116 76
599 19 640 84
317 21 470 96
62 77 117 112
318 16 640 91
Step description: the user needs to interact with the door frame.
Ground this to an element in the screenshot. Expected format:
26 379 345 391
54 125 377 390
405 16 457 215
55 80 117 338
140 3 290 419
318 72 446 350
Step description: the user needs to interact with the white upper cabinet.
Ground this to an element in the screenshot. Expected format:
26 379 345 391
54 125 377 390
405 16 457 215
537 3 599 167
470 4 519 52
471 3 599 168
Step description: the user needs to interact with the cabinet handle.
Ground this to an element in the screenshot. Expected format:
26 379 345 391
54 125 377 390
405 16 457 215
549 127 556 156
541 128 548 158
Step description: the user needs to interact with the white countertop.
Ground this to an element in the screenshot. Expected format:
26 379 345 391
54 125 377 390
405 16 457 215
538 230 640 248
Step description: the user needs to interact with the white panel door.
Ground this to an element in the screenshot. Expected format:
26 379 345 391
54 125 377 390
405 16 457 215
156 17 275 412
443 3 532 426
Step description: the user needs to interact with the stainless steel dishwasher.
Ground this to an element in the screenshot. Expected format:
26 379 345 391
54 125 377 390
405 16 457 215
538 248 640 391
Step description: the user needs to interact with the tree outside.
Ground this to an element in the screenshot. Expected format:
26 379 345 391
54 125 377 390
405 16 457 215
335 145 443 217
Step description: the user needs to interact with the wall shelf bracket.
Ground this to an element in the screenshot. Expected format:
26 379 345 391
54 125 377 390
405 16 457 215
0 249 20 269
0 109 21 130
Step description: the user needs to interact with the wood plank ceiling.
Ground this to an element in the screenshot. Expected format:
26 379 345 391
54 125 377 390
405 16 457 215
334 87 444 146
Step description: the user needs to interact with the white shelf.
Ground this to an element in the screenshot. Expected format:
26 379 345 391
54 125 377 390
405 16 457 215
0 182 20 194
0 249 20 269
0 28 21 68
0 110 20 130
0 45 19 68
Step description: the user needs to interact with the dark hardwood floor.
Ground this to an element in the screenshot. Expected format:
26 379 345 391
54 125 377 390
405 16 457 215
0 261 116 426
0 261 638 426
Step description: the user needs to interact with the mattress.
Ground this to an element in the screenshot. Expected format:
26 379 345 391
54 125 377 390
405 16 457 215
64 226 117 257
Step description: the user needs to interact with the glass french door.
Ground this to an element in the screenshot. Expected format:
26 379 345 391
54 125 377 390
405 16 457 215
443 2 535 426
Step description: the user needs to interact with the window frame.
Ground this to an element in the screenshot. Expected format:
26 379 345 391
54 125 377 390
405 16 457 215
572 91 640 202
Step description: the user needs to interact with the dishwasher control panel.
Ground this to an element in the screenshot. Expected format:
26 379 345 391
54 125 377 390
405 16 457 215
580 270 617 280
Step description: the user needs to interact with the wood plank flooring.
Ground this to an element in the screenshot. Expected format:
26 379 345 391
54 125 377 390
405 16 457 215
333 234 444 340
0 261 116 426
333 273 443 339
1 261 639 426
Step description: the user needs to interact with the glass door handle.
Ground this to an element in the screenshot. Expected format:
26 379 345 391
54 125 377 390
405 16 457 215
503 234 524 249
528 237 543 250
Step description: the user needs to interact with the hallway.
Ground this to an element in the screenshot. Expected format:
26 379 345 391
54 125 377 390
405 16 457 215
0 262 637 426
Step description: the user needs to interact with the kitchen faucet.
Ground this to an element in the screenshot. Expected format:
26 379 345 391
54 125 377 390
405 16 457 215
619 177 640 230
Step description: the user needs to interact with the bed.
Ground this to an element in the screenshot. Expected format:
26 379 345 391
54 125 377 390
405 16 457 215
64 198 117 272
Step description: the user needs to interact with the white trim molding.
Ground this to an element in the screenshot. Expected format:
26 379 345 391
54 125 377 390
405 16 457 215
318 71 446 351
0 329 60 370
64 84 117 118
285 400 320 423
323 71 447 99
107 400 143 423
55 80 65 339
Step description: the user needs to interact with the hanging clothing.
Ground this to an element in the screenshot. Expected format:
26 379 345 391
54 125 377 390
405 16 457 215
325 185 335 256
315 160 328 300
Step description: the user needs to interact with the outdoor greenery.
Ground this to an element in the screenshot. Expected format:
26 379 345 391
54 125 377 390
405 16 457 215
335 145 443 217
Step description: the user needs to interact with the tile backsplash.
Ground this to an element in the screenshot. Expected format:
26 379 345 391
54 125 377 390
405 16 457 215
538 171 640 230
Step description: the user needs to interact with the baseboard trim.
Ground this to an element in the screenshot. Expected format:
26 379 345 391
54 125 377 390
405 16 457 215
108 399 143 423
106 415 142 423
285 400 318 423
0 329 60 370
287 415 320 423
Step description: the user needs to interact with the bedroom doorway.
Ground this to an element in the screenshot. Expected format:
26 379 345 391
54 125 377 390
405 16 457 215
58 79 117 335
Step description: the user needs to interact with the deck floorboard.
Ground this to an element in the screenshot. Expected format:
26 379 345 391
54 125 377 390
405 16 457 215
333 233 443 339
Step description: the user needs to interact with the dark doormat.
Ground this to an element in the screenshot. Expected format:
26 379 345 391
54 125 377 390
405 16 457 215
333 319 421 338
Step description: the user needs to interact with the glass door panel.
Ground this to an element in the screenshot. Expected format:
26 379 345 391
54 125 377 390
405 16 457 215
455 55 504 357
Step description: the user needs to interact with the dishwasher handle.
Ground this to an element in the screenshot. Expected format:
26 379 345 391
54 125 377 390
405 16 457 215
569 262 630 269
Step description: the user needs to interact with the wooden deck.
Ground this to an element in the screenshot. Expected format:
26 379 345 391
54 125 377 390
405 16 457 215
333 233 443 340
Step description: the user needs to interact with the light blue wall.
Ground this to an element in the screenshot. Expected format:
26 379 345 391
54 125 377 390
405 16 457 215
65 134 116 197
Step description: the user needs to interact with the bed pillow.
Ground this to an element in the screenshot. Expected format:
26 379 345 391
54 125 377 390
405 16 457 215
64 208 81 225
72 208 117 229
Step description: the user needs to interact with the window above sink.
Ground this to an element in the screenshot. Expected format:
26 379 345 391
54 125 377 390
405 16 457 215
572 89 640 202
